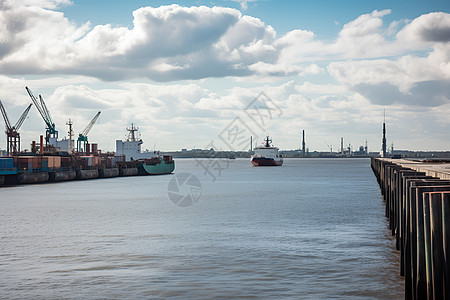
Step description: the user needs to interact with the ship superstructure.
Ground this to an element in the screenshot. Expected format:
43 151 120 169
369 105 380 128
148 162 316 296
115 124 158 162
115 124 174 175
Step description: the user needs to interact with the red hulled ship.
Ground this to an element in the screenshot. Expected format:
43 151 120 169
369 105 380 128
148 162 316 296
251 136 283 166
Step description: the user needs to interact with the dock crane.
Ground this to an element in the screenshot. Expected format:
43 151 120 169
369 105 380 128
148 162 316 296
0 100 33 155
325 141 333 154
77 111 101 152
25 86 58 145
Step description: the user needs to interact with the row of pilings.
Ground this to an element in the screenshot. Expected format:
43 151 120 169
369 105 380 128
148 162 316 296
371 157 450 299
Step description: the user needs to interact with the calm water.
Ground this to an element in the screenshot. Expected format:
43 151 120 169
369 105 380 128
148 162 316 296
0 158 404 299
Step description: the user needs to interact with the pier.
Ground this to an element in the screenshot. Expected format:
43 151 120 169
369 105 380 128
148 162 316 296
371 158 450 299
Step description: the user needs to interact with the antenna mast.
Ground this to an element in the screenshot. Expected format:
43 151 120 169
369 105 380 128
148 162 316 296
382 109 386 158
127 123 139 141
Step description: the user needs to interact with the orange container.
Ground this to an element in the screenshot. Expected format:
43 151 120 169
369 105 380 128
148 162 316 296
54 156 61 168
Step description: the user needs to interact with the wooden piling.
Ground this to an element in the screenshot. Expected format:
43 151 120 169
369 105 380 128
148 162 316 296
429 192 444 299
371 158 450 300
401 175 432 297
410 183 450 298
442 192 450 299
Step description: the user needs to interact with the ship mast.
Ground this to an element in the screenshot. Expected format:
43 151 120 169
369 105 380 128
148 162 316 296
265 136 272 147
127 123 139 141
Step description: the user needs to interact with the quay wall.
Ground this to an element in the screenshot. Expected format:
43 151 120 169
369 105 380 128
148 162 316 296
17 172 49 184
49 171 77 182
119 167 138 176
98 168 120 178
371 157 450 299
76 169 99 180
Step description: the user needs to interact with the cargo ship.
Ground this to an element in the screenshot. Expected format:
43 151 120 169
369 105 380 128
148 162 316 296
251 136 283 166
115 124 175 175
0 124 174 186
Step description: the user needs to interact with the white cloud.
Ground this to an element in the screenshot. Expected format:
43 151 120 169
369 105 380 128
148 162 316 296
229 0 259 10
339 9 390 38
328 40 450 107
397 12 450 43
1 0 72 9
295 82 347 95
0 4 280 81
248 62 323 77
324 11 450 107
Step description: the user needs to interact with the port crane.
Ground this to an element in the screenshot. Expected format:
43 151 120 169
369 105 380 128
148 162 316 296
0 100 33 155
25 87 58 145
325 141 333 154
77 111 101 152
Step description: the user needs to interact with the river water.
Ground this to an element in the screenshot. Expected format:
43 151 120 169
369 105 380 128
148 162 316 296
0 158 404 299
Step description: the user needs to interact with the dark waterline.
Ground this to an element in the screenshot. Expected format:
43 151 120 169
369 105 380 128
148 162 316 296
0 158 404 299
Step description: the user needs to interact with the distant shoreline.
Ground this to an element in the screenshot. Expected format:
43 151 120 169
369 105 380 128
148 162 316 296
162 150 450 160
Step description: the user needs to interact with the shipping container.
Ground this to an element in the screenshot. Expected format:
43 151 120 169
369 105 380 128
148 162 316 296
61 156 71 168
93 156 101 167
47 156 54 168
54 156 61 168
0 158 13 169
80 156 93 166
17 156 33 170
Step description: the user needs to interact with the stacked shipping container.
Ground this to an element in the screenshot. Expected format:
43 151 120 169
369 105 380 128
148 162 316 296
15 156 63 172
0 158 14 169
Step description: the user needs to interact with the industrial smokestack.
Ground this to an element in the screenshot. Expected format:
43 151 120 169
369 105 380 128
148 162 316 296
39 135 43 155
341 137 344 155
302 130 306 157
250 136 253 152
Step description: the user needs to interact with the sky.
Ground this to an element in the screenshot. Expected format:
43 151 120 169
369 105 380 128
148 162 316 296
0 0 449 153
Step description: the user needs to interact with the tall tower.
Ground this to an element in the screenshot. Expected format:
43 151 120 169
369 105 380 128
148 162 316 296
250 136 253 152
302 130 306 157
341 137 344 155
382 110 387 158
66 119 74 153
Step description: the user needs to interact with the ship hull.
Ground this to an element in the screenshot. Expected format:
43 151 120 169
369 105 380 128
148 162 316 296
137 158 175 175
251 157 283 166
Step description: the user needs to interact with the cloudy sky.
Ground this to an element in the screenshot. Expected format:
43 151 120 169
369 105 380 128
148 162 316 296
0 0 449 152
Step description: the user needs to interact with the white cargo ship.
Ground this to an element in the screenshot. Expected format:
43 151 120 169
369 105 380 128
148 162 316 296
115 124 174 175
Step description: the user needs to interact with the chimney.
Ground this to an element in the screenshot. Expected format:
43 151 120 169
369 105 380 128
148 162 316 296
302 130 306 157
39 135 43 155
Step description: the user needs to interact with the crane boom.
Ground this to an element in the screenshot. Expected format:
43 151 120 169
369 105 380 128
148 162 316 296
39 94 54 126
25 86 58 144
26 87 49 127
81 111 101 136
0 100 12 131
14 103 32 130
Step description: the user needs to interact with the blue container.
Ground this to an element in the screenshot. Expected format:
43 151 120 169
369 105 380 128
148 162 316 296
0 157 13 169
